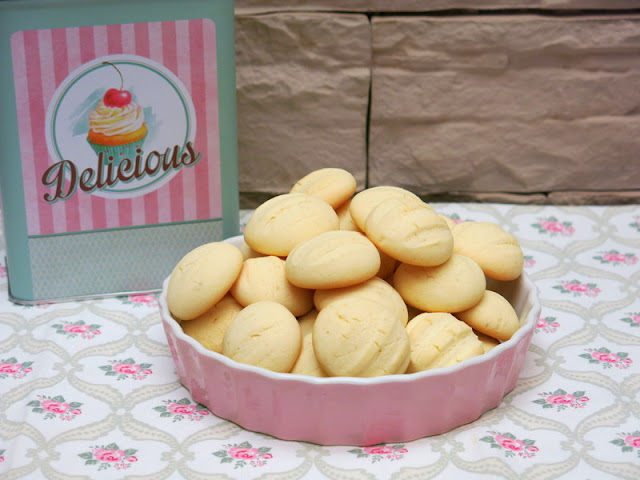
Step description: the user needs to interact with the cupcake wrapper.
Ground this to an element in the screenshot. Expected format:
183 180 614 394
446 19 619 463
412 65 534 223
87 134 147 166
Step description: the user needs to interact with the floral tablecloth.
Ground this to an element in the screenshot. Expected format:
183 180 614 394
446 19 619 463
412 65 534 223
1 203 640 480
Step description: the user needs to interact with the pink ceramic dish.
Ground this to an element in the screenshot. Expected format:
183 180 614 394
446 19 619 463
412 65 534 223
160 235 540 446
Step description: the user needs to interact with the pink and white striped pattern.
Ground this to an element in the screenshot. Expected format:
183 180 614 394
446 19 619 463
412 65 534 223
11 19 222 236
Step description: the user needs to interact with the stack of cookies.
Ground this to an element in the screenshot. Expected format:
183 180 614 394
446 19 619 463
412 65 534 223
167 168 524 378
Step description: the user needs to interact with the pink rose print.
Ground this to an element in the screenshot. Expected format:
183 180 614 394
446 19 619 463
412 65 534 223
79 443 138 471
554 279 600 297
52 320 101 339
580 348 632 369
214 442 273 468
626 436 640 448
99 358 152 380
0 265 6 278
446 213 468 224
496 435 525 451
592 351 619 363
523 255 536 269
154 398 209 422
611 431 640 458
547 394 575 404
0 448 5 463
620 312 640 328
364 446 394 455
27 395 83 421
94 448 125 462
536 316 560 334
0 357 34 379
594 250 638 266
534 389 589 411
65 324 90 333
113 363 141 374
0 362 21 374
168 403 196 415
533 216 575 237
122 293 158 307
481 431 538 458
629 216 640 233
228 447 260 460
41 399 70 413
349 444 408 462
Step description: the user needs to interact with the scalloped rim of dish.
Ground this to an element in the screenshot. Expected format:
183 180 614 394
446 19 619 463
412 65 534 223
159 235 540 386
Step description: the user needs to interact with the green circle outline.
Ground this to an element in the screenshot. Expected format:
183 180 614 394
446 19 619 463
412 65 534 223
50 58 193 195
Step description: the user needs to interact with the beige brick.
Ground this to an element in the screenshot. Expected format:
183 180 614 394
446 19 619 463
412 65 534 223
369 15 640 195
236 1 640 14
547 190 640 205
236 13 371 195
370 117 640 195
423 192 549 204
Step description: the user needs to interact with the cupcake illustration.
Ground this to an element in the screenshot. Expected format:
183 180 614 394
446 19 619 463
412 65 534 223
87 61 147 164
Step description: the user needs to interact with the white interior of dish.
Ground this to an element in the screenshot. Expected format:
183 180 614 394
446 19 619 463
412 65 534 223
160 235 540 386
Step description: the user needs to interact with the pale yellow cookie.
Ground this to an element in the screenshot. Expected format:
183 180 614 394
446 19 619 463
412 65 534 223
474 330 501 353
314 276 409 326
313 298 410 377
336 200 361 232
290 310 328 377
285 230 381 289
230 256 314 317
238 238 264 260
376 247 398 280
455 290 520 342
393 254 486 313
290 168 357 209
181 294 243 353
407 304 425 322
167 242 244 321
439 214 457 230
452 221 524 281
365 197 453 267
349 186 423 231
405 312 484 373
222 301 302 373
243 193 339 256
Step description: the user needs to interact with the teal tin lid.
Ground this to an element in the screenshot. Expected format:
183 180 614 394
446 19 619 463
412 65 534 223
0 0 239 303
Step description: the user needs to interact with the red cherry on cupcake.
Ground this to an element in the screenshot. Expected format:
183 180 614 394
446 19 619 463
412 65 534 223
103 88 132 107
101 61 132 107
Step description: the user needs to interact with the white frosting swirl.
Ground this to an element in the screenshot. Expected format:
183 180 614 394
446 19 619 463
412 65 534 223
88 100 145 136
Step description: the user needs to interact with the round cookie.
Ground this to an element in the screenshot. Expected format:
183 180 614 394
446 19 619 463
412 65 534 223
230 256 314 317
393 254 486 313
290 310 328 377
314 276 409 326
474 330 501 353
285 230 381 289
238 238 264 260
167 242 244 321
181 294 243 353
365 196 453 267
452 221 524 281
349 186 423 231
222 301 302 373
455 290 520 342
336 200 361 232
313 298 410 377
405 312 484 373
376 247 398 280
439 214 457 230
243 193 339 256
290 168 357 209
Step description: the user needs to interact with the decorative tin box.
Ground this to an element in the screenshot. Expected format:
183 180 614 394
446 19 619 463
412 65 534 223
0 0 239 303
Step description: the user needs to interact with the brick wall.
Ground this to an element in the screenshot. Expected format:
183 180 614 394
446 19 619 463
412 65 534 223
235 1 640 205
